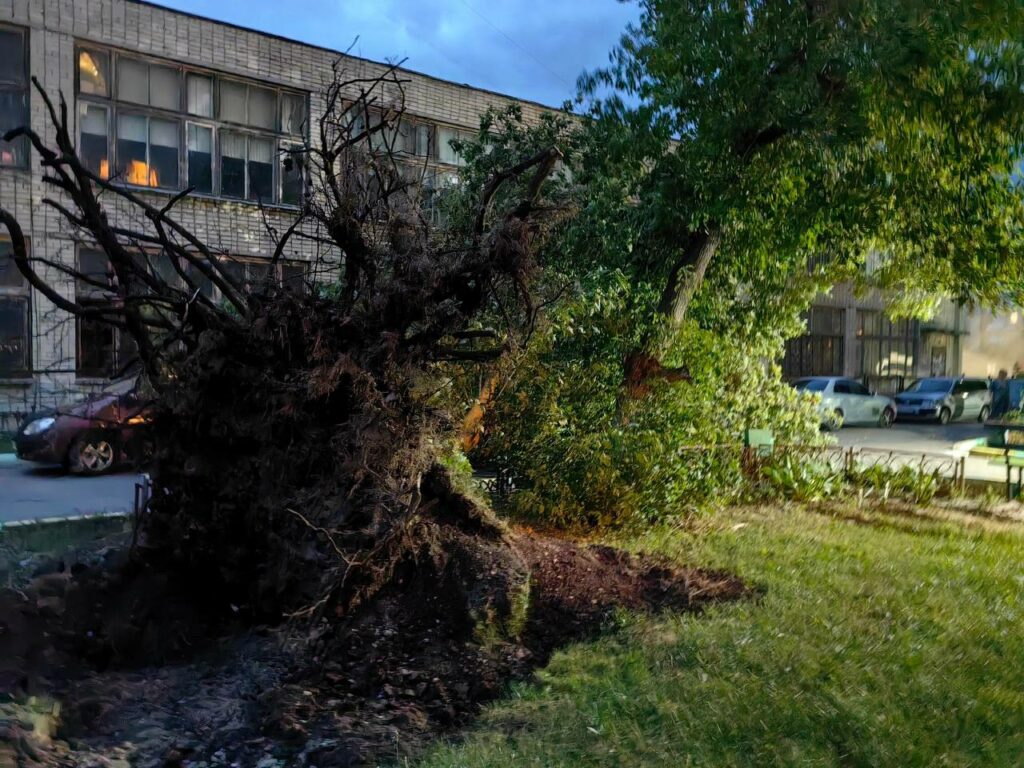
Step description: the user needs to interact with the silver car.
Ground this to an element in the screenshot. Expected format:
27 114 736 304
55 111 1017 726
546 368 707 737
794 376 897 430
894 377 991 424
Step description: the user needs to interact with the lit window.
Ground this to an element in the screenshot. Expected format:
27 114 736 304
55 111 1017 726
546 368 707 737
149 118 180 189
0 26 29 167
0 240 31 377
80 103 110 179
78 49 110 97
76 48 308 204
116 114 180 189
116 114 148 181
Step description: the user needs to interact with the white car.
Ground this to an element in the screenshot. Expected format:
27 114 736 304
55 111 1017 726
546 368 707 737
793 376 897 430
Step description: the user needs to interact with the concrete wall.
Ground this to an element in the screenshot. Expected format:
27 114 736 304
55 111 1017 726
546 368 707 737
962 308 1024 377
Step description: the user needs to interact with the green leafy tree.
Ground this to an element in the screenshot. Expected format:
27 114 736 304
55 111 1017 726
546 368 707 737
582 0 1024 386
447 3 1024 525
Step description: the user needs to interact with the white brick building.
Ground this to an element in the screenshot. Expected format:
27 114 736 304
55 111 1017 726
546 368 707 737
0 0 552 431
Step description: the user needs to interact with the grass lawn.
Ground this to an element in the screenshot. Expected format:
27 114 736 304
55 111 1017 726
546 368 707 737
417 503 1024 767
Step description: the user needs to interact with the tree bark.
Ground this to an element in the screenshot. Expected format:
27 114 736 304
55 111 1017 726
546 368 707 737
621 227 721 397
657 228 722 327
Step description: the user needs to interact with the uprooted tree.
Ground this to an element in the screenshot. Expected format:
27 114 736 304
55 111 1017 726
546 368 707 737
0 62 564 628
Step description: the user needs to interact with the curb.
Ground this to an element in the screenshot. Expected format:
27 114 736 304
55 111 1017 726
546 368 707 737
0 510 130 531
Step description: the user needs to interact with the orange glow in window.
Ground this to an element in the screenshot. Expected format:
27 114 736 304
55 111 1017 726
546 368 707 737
124 160 158 187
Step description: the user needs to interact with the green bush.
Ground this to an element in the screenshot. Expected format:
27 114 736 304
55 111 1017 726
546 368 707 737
472 277 822 527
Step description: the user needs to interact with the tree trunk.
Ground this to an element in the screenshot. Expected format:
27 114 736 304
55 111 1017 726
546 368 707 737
621 227 722 396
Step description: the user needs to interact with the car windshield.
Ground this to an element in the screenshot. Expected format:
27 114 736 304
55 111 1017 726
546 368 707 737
904 379 951 394
794 379 828 393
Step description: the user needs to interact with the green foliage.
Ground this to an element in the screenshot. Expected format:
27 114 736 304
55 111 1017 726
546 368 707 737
419 504 1024 767
850 464 943 505
761 454 844 503
584 0 1024 315
473 278 822 526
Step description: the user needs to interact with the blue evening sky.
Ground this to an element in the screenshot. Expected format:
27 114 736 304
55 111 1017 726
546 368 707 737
151 0 641 108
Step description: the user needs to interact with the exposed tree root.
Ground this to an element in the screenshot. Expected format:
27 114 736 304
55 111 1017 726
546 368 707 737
0 529 745 767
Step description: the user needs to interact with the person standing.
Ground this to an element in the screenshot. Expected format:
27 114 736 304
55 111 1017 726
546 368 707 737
990 369 1010 419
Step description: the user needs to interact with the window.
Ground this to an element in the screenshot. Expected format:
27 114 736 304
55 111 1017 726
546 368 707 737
0 240 31 377
115 113 180 188
783 307 845 379
437 126 473 166
219 80 277 130
280 92 305 136
76 45 308 206
75 248 135 378
187 74 213 118
220 131 246 198
217 257 307 297
117 57 180 110
80 103 110 178
848 381 871 396
0 26 29 167
279 144 305 206
220 131 272 201
187 123 213 193
78 48 110 97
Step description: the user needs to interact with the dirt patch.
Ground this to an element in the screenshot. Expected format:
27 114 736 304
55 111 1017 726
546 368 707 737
0 531 744 767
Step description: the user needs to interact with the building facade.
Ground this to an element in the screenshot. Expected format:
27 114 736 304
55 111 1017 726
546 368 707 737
782 283 968 395
0 0 550 431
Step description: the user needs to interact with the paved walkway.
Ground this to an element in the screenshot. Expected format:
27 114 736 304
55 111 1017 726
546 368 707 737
834 422 1012 484
0 454 139 524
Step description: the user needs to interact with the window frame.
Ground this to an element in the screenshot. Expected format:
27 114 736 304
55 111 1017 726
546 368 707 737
0 237 32 378
0 23 30 169
185 119 217 196
74 43 309 207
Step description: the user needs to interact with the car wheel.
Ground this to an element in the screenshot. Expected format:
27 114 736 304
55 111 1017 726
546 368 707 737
879 407 895 428
825 409 844 431
68 432 117 475
979 405 990 423
938 408 952 426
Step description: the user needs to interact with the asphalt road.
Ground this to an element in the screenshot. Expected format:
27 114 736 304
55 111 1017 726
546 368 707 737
833 421 988 453
0 421 998 524
0 453 140 524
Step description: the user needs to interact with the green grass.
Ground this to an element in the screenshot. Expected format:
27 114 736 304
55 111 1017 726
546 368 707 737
417 503 1024 767
0 433 13 453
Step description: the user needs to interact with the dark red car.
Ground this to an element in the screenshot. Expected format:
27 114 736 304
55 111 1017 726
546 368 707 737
14 376 154 474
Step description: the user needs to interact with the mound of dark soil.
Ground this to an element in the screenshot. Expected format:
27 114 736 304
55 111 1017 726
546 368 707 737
0 531 744 767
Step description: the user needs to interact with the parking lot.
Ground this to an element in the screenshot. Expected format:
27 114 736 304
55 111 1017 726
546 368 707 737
834 421 987 454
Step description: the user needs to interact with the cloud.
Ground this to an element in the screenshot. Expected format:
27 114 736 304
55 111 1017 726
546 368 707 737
157 0 639 106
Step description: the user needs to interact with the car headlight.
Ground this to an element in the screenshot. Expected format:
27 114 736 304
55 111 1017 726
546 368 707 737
23 416 55 436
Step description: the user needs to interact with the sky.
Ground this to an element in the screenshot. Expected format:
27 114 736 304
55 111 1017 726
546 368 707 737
152 0 641 108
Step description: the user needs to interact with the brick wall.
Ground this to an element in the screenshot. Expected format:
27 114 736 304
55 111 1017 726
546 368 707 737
0 0 554 431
